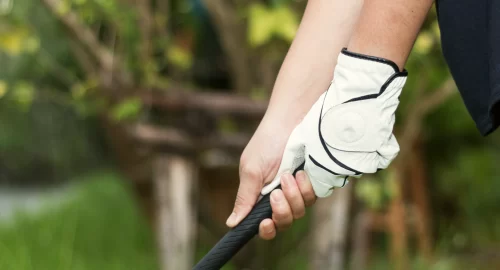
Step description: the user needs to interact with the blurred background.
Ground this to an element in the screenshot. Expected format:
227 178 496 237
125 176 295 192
1 0 500 269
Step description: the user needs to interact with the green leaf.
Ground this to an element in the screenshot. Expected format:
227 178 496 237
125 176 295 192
431 21 441 40
273 6 298 42
24 36 40 53
71 83 87 100
78 5 97 23
0 25 39 55
355 177 383 209
55 0 71 15
166 45 193 70
247 3 275 47
12 82 35 110
110 98 142 122
73 0 87 5
0 81 7 99
413 31 434 55
0 28 28 56
93 0 117 14
383 170 400 199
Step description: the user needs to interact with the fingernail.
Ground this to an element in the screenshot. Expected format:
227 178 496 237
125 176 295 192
226 212 237 227
266 227 274 234
271 191 281 203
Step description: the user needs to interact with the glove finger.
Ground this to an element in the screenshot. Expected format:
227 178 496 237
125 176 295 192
261 125 305 195
328 148 379 174
303 155 349 198
377 134 400 170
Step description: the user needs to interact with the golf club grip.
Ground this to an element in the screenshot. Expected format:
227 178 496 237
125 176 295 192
193 163 305 270
192 187 276 270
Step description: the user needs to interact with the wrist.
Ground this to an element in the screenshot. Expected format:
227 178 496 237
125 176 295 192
264 86 327 130
262 103 306 131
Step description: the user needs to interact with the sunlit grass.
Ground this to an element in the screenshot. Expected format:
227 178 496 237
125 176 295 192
0 170 158 270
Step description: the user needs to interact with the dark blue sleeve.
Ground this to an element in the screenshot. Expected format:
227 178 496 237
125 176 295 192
437 0 500 135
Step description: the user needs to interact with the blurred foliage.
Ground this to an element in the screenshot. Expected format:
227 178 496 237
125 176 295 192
0 171 158 270
167 44 193 70
247 3 298 47
109 97 142 122
0 0 499 269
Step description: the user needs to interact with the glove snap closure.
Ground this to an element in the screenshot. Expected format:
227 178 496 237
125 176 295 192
320 100 384 153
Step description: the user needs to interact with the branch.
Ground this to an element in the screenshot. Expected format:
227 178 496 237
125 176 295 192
154 0 169 38
129 123 251 151
40 0 130 88
397 79 457 163
136 0 154 63
414 79 456 115
40 0 114 70
69 40 98 76
141 87 268 117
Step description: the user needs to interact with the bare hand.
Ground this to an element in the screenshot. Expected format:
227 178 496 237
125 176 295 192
258 172 316 240
225 117 316 240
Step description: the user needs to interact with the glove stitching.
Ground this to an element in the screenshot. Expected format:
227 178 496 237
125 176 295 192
342 73 408 104
341 176 348 187
308 154 341 175
341 48 403 73
318 89 363 175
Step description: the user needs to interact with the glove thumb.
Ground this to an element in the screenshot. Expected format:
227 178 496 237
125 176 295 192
261 125 305 195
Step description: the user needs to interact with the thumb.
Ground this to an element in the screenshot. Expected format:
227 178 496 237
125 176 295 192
226 166 262 227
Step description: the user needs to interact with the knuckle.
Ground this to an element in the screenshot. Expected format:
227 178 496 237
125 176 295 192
239 163 260 180
273 210 291 223
305 196 317 207
303 188 316 201
285 188 301 201
272 210 287 221
277 221 292 230
293 210 305 220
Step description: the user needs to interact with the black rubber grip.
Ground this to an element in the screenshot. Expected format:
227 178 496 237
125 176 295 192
193 163 305 270
193 187 276 270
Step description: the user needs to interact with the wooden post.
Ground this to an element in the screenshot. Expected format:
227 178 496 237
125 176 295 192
351 211 374 270
387 166 408 270
310 183 353 270
154 154 198 270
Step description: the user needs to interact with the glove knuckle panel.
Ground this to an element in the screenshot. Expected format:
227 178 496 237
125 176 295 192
320 101 385 153
303 156 349 197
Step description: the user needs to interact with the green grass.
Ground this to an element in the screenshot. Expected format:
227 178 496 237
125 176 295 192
0 170 158 270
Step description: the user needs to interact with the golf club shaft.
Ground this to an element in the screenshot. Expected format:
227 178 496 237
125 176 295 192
193 163 304 270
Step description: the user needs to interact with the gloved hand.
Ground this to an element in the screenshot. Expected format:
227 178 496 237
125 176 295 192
262 48 408 197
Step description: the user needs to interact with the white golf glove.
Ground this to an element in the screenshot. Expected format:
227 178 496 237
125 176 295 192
262 48 408 197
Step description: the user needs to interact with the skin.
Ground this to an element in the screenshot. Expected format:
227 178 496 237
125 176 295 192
348 0 434 71
228 0 435 240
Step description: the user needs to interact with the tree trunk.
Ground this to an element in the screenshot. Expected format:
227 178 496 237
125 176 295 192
387 167 408 270
351 211 376 270
310 183 353 270
409 139 432 261
154 154 198 270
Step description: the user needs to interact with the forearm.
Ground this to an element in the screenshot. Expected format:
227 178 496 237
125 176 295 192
348 0 434 70
264 0 363 128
